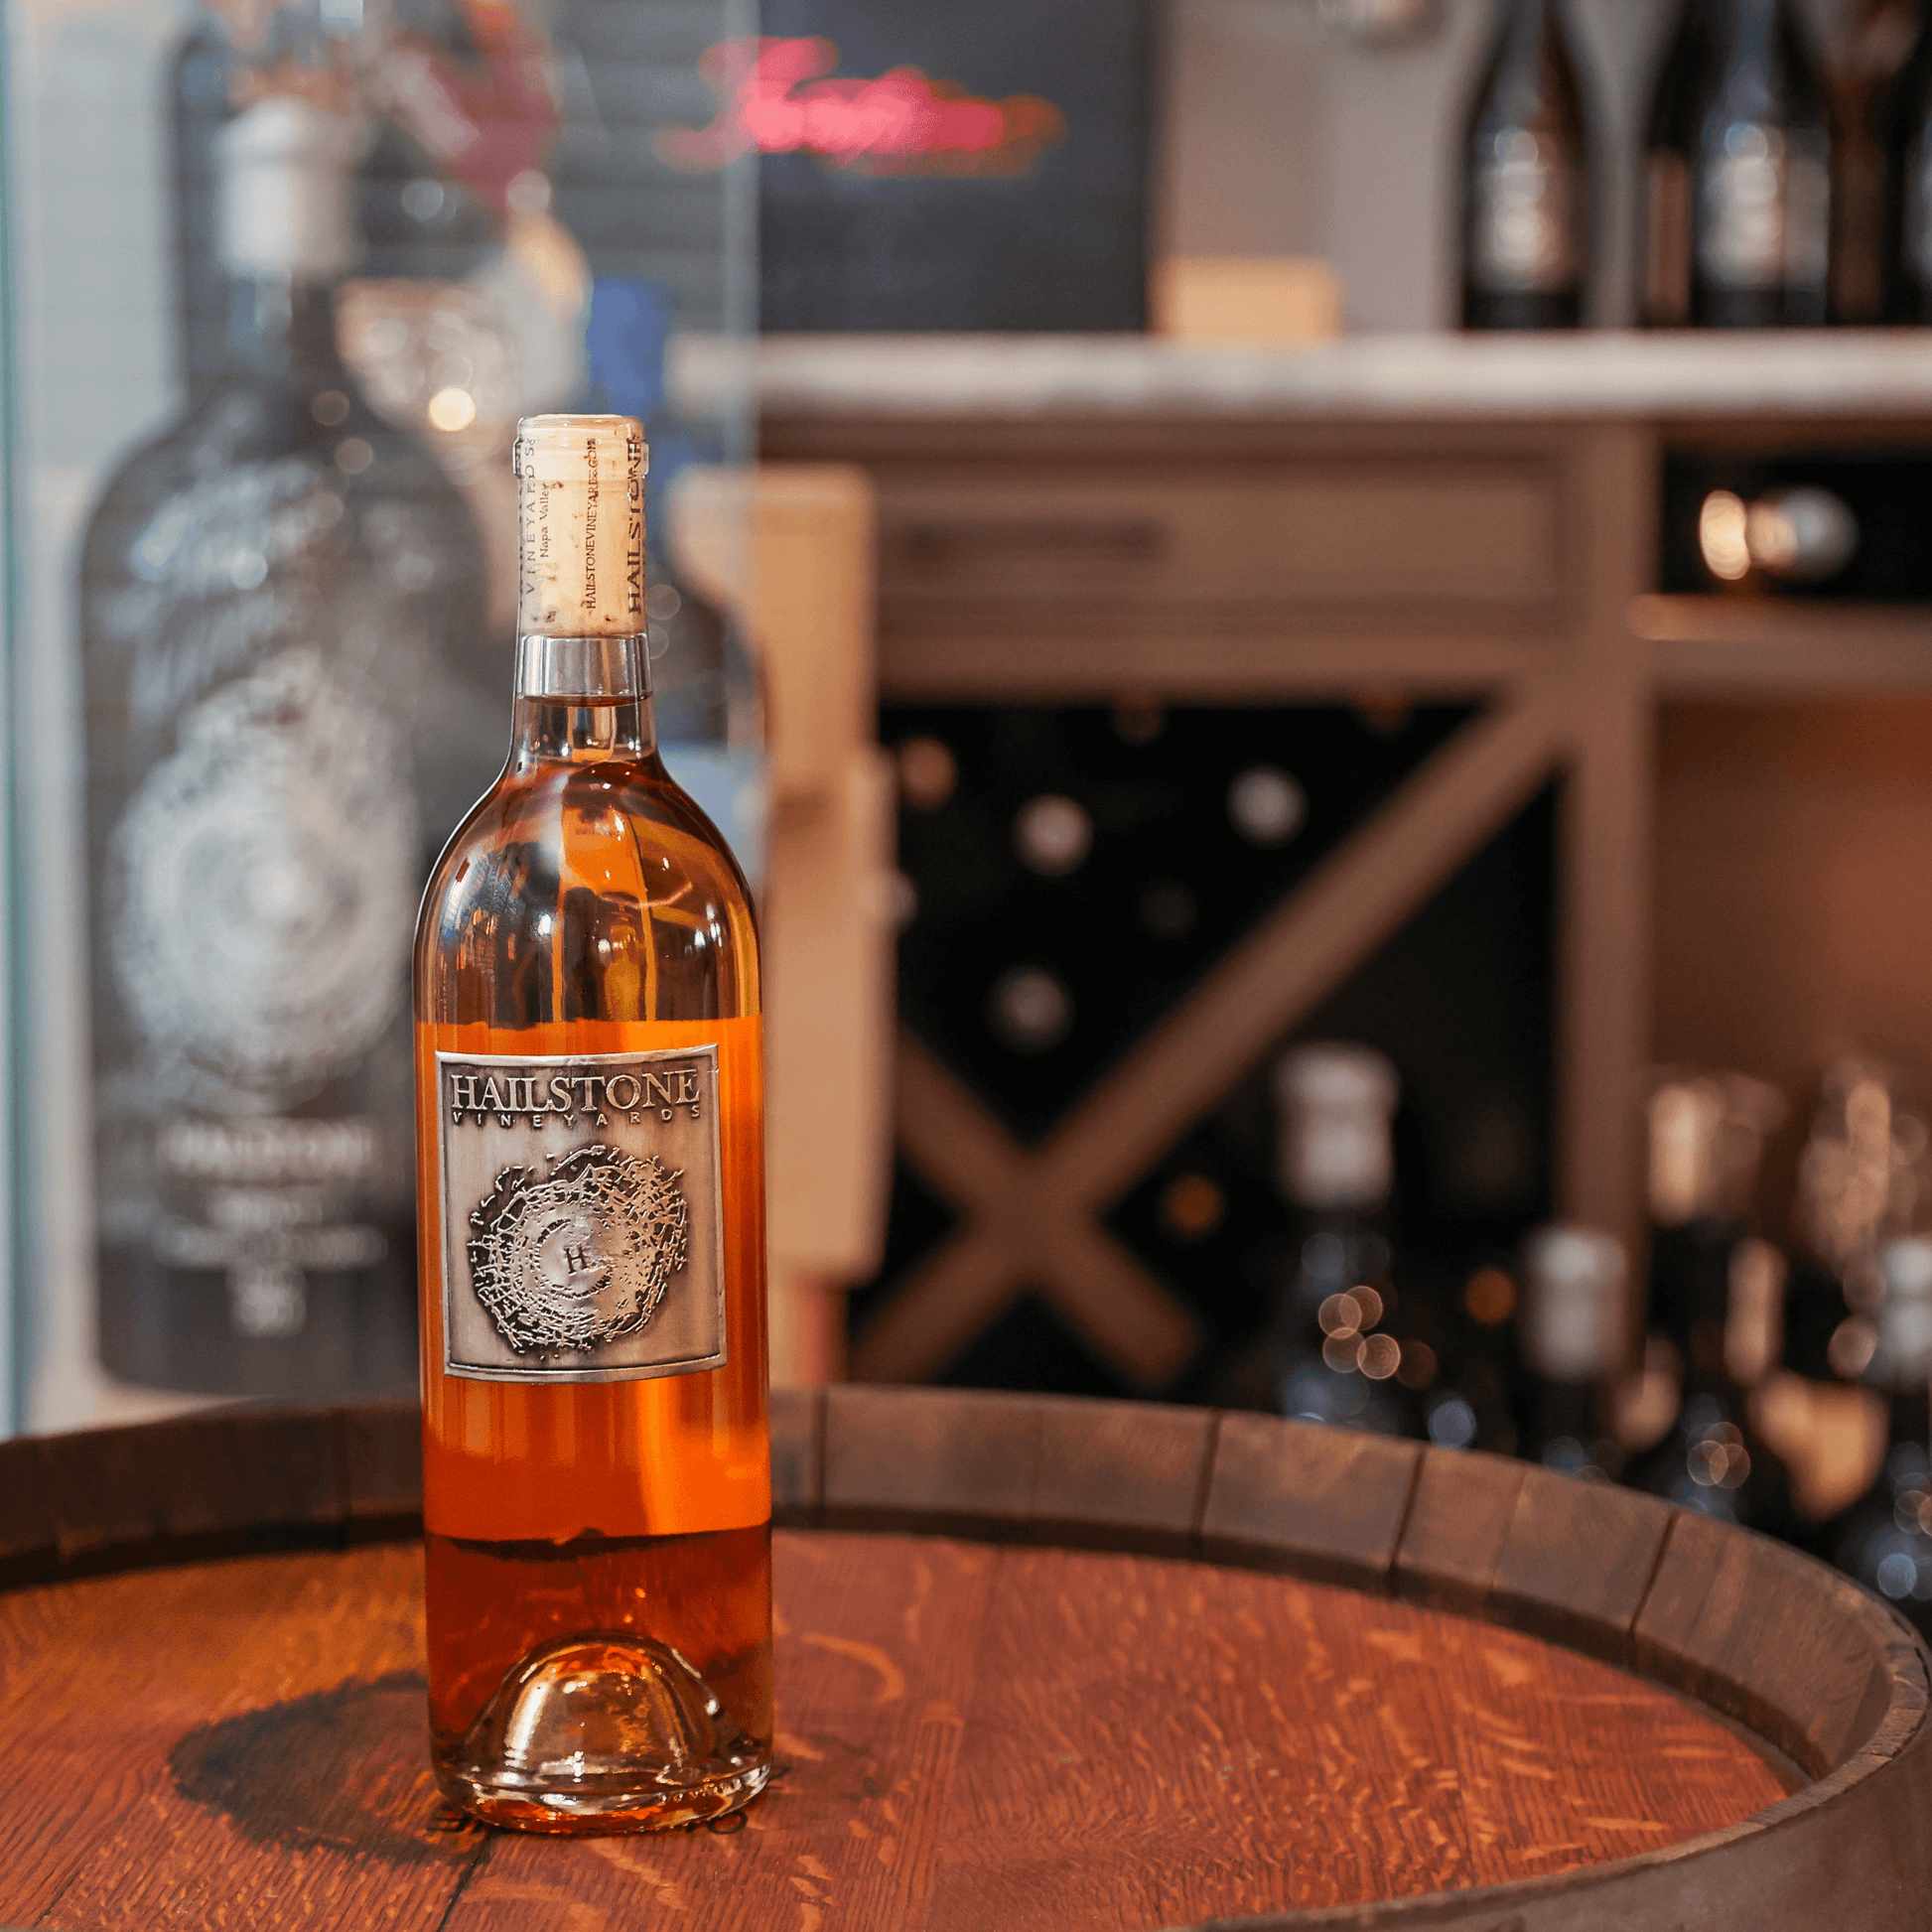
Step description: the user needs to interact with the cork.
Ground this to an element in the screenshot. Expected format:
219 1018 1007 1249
513 415 647 636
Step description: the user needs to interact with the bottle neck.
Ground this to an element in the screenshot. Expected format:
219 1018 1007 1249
507 633 658 764
224 275 349 384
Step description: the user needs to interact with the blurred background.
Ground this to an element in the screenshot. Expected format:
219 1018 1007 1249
12 0 1932 1629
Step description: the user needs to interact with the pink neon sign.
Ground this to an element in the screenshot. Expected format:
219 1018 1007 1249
657 37 1066 178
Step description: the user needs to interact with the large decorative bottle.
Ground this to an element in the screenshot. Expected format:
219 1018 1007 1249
413 413 771 1830
1456 0 1594 330
79 92 497 1395
1639 0 1834 328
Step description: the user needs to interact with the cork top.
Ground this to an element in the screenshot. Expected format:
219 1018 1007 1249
513 415 647 636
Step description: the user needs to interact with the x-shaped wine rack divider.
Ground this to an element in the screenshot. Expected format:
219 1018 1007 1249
857 686 1576 1390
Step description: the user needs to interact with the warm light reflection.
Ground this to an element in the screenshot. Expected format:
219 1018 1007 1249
658 38 1066 178
427 385 478 432
1699 488 1752 581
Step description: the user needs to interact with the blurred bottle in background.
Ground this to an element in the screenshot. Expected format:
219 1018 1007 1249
1625 1069 1800 1534
1824 1235 1932 1633
1263 1045 1410 1435
1518 1223 1628 1479
336 0 587 634
1883 3 1932 321
172 1 588 632
1455 0 1594 330
1639 0 1835 328
1828 0 1921 325
1795 1056 1932 1370
79 77 497 1396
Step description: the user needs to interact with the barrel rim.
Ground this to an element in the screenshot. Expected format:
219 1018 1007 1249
4 1386 1928 1930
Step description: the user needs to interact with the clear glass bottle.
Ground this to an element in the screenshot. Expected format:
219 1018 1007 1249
1456 0 1594 330
1639 0 1835 328
79 90 497 1396
414 413 771 1832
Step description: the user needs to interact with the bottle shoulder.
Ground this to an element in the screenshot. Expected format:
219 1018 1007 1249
416 754 760 1028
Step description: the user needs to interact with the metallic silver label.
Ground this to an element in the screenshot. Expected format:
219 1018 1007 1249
437 1045 727 1383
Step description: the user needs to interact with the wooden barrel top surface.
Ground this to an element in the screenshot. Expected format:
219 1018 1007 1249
1 1386 1928 1931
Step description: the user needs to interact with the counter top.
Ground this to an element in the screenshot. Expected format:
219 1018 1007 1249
672 330 1932 422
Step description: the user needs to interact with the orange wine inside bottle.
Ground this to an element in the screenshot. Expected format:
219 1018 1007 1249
413 413 770 1832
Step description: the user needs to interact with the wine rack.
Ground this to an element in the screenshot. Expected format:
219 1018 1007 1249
758 343 1932 1395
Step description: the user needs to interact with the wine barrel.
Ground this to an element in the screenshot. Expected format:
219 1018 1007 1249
0 1386 1926 1930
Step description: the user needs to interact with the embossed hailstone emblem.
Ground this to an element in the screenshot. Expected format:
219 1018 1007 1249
437 1046 727 1382
468 1144 689 1356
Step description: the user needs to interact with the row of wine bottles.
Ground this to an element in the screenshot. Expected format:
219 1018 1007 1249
1241 1040 1932 1633
1458 0 1932 329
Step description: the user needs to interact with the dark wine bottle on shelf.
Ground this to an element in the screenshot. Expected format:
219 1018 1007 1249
1518 1224 1628 1479
1456 0 1594 330
1824 1238 1932 1634
1639 0 1835 329
1883 11 1932 322
1625 1071 1800 1535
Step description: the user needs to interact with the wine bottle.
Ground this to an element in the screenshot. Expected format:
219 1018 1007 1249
1824 1237 1932 1633
1456 0 1594 330
1639 0 1834 329
1626 1071 1800 1534
1883 9 1932 321
1264 1044 1412 1434
414 413 771 1831
80 91 497 1396
1518 1224 1628 1478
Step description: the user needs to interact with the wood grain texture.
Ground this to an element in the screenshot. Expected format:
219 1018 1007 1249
1486 1468 1675 1665
770 1386 824 1525
0 1531 1794 1932
1200 1413 1420 1588
1633 1512 1897 1777
341 1401 426 1531
1393 1449 1527 1614
821 1384 1214 1553
0 1436 56 1581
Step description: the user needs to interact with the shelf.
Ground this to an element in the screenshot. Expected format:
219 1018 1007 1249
1638 596 1932 697
680 330 1932 426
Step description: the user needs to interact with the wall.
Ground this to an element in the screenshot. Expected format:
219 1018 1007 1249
1654 697 1932 1222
